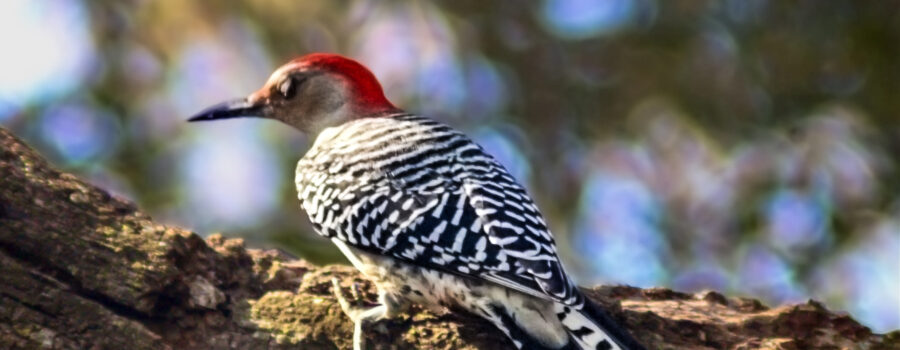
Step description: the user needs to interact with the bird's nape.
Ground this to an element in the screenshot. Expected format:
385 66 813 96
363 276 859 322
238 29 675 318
188 98 264 122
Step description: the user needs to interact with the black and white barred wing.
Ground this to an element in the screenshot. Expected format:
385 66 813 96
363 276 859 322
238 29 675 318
300 127 581 306
459 171 581 305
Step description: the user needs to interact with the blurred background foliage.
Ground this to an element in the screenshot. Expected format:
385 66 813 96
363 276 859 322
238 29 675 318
0 0 897 333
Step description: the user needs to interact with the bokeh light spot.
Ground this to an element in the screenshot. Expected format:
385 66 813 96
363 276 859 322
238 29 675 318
464 56 508 116
575 172 668 287
738 245 805 303
39 103 120 165
181 121 283 230
812 219 900 333
541 0 636 39
765 189 829 249
0 0 95 121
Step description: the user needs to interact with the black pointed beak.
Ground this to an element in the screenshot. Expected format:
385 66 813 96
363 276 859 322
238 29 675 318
188 98 264 122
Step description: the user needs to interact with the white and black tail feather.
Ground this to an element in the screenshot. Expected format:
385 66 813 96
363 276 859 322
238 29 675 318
487 300 645 350
555 299 646 350
486 304 572 350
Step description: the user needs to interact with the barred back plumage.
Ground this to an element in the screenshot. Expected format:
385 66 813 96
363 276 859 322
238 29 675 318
295 113 638 350
296 113 578 301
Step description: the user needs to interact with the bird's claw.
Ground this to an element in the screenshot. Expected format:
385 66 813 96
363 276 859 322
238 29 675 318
331 277 386 350
351 281 363 303
332 277 376 320
331 277 360 320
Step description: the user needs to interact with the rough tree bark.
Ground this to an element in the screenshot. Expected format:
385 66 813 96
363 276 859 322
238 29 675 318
0 127 896 350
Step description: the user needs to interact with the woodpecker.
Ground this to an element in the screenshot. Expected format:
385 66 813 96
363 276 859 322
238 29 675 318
189 53 645 350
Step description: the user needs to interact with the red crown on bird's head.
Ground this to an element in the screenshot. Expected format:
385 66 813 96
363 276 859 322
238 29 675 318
272 53 395 112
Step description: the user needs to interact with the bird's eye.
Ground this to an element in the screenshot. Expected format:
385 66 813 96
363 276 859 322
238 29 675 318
278 77 296 99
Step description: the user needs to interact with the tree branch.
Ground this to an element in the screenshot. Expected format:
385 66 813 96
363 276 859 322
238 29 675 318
0 127 895 349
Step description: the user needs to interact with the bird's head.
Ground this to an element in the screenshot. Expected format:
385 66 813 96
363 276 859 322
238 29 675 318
189 53 399 134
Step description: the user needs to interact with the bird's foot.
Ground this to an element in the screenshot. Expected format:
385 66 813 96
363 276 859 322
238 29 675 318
331 278 365 317
331 277 387 350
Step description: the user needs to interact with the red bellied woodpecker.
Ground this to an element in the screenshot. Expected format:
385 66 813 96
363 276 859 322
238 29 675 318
189 53 645 350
